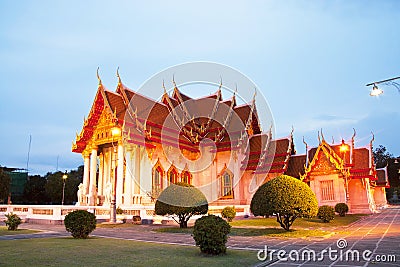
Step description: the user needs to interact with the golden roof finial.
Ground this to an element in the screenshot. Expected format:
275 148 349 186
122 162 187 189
96 67 102 86
352 128 356 140
116 66 122 85
172 74 177 88
162 79 167 94
320 128 326 141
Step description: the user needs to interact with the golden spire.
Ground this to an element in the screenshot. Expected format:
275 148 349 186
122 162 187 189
96 67 102 86
116 66 122 85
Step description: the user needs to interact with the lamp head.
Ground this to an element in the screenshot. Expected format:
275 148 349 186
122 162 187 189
62 170 68 180
340 139 349 153
370 84 383 96
111 127 121 137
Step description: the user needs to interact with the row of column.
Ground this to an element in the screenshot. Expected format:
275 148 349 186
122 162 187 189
81 144 140 206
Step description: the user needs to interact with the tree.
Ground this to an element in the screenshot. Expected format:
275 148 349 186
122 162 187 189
23 175 48 204
44 167 83 205
45 171 64 204
250 175 318 231
0 167 11 203
374 145 393 169
155 182 208 228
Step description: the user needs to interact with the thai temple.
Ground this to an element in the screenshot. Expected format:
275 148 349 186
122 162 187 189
72 73 389 216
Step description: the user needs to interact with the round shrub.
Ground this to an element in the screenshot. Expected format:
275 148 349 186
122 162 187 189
317 205 335 223
193 215 231 255
335 203 349 217
132 215 141 225
155 182 208 228
116 207 124 215
5 213 22 230
251 175 318 231
221 206 236 222
64 210 96 238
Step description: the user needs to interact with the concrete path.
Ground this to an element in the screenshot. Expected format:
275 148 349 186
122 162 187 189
3 206 399 266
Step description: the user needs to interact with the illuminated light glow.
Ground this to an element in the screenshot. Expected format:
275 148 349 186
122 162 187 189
111 127 121 137
370 85 383 96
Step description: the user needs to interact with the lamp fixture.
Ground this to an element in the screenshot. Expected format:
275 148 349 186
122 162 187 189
369 84 383 96
367 76 400 97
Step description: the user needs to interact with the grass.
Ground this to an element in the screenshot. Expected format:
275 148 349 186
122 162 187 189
0 226 39 236
156 226 332 238
229 214 366 229
155 214 366 238
0 237 259 267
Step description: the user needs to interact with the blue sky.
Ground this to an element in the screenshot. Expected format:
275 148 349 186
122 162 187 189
0 1 399 175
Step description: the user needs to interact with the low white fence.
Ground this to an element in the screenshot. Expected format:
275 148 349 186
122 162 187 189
0 204 251 224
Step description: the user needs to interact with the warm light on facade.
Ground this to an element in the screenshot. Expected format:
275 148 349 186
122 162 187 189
111 127 121 137
340 140 349 153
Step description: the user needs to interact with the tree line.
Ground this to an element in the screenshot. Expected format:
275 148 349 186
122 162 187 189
0 166 83 205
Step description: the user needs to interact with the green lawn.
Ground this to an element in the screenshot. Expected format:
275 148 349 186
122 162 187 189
0 226 39 236
155 214 366 238
229 214 366 229
0 237 259 267
156 226 332 238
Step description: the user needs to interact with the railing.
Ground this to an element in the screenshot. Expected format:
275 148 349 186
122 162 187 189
0 204 251 224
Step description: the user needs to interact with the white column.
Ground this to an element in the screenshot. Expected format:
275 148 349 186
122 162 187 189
98 152 104 197
125 149 133 205
116 143 124 206
83 154 90 198
134 146 141 194
103 148 110 188
89 147 98 206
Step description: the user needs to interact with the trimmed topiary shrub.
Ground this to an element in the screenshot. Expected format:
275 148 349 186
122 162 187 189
221 206 236 222
155 182 208 228
132 215 141 225
116 207 124 215
335 203 349 217
4 213 22 230
250 175 318 231
64 210 96 238
193 215 231 255
318 205 335 223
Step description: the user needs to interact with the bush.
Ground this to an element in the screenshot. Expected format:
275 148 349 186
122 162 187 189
132 215 141 225
250 175 318 231
317 205 335 223
193 215 231 255
335 203 349 217
64 210 96 238
116 207 124 215
221 206 236 222
4 213 22 230
155 182 208 228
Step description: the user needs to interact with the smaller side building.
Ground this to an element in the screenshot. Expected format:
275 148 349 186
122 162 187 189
1 167 28 204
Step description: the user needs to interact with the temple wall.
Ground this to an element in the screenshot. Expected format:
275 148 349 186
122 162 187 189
347 179 375 214
373 187 388 208
309 174 346 207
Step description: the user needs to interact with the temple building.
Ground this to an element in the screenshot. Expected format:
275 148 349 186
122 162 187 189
72 73 388 215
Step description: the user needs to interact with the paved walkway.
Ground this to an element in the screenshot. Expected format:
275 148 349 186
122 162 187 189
2 206 399 266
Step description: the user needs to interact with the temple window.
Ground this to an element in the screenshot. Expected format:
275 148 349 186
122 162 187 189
152 161 164 197
220 168 233 199
181 170 192 184
320 180 335 201
167 165 179 185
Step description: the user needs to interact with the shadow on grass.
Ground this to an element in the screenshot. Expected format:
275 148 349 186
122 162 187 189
0 226 39 236
155 226 333 238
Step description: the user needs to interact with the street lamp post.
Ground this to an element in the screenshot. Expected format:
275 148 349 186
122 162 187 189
367 76 400 96
340 140 350 202
110 126 121 223
61 170 68 205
